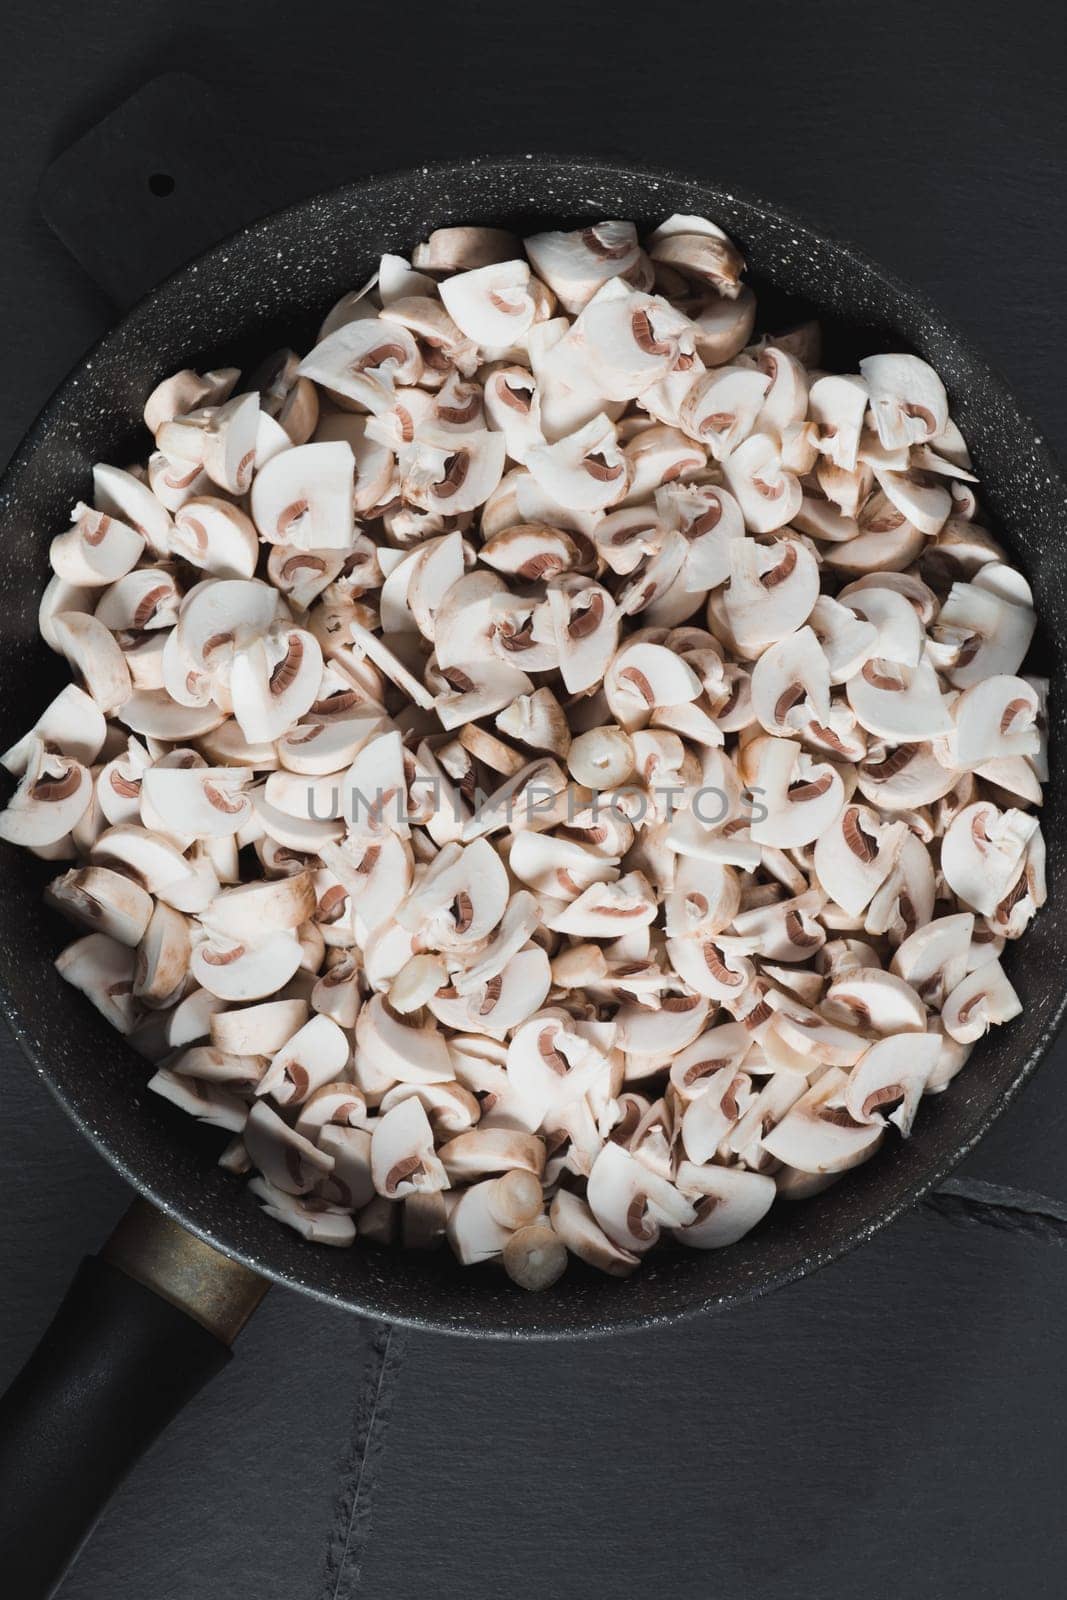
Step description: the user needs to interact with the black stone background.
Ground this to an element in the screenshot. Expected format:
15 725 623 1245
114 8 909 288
2 1 1067 1595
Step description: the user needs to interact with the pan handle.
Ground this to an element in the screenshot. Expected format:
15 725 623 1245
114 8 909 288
0 1200 267 1599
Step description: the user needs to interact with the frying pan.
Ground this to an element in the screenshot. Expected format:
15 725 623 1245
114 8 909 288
0 155 1064 1597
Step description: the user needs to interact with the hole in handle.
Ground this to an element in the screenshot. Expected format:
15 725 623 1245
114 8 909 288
148 172 176 197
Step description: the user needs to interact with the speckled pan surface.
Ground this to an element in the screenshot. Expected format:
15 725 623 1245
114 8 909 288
0 156 1064 1338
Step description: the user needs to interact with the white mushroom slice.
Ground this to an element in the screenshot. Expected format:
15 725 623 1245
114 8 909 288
50 504 145 587
846 656 951 743
526 413 628 512
873 467 952 537
230 628 323 743
277 711 385 777
1 685 107 777
169 1046 263 1089
354 992 453 1086
863 829 936 944
445 1181 513 1265
248 1176 356 1247
679 366 769 457
144 366 238 435
750 627 832 736
244 1101 334 1195
412 226 520 275
547 1189 639 1277
201 870 315 940
586 1142 695 1254
748 739 844 850
249 441 355 550
341 621 433 715
546 872 657 938
438 259 536 346
92 463 172 558
508 831 618 899
191 929 303 1001
673 1162 776 1248
950 675 1040 767
433 661 534 731
482 367 545 463
711 536 819 657
94 567 180 635
575 281 693 401
148 1067 247 1132
680 1064 754 1163
91 822 216 912
647 222 745 297
210 997 307 1057
158 393 260 495
140 767 252 838
292 1080 367 1140
890 912 974 1009
664 856 741 940
170 497 259 579
722 432 802 533
437 1126 546 1183
39 579 95 657
51 612 132 715
132 900 190 1008
525 222 641 313
45 864 153 946
165 986 228 1049
494 688 571 761
931 581 1036 689
812 804 907 916
0 741 93 847
256 1014 350 1106
942 959 1022 1043
604 642 702 733
690 288 757 364
760 1066 883 1173
55 932 139 1034
808 599 880 687
808 373 868 469
666 933 752 1002
940 800 1036 918
859 353 949 450
823 968 926 1035
450 892 543 996
298 317 421 409
855 742 960 812
666 1023 752 1102
843 1033 942 1136
615 994 709 1058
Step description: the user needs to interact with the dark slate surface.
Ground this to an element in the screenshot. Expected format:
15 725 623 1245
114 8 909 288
1 0 1066 1594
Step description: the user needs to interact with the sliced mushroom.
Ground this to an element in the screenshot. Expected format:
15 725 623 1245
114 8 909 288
672 1162 775 1248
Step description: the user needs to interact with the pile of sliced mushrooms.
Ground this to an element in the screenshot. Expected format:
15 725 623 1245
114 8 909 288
0 213 1046 1290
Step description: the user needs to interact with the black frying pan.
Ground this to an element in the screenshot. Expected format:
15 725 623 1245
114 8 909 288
0 156 1065 1596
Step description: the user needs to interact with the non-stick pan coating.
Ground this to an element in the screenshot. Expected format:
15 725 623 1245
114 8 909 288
0 157 1064 1337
